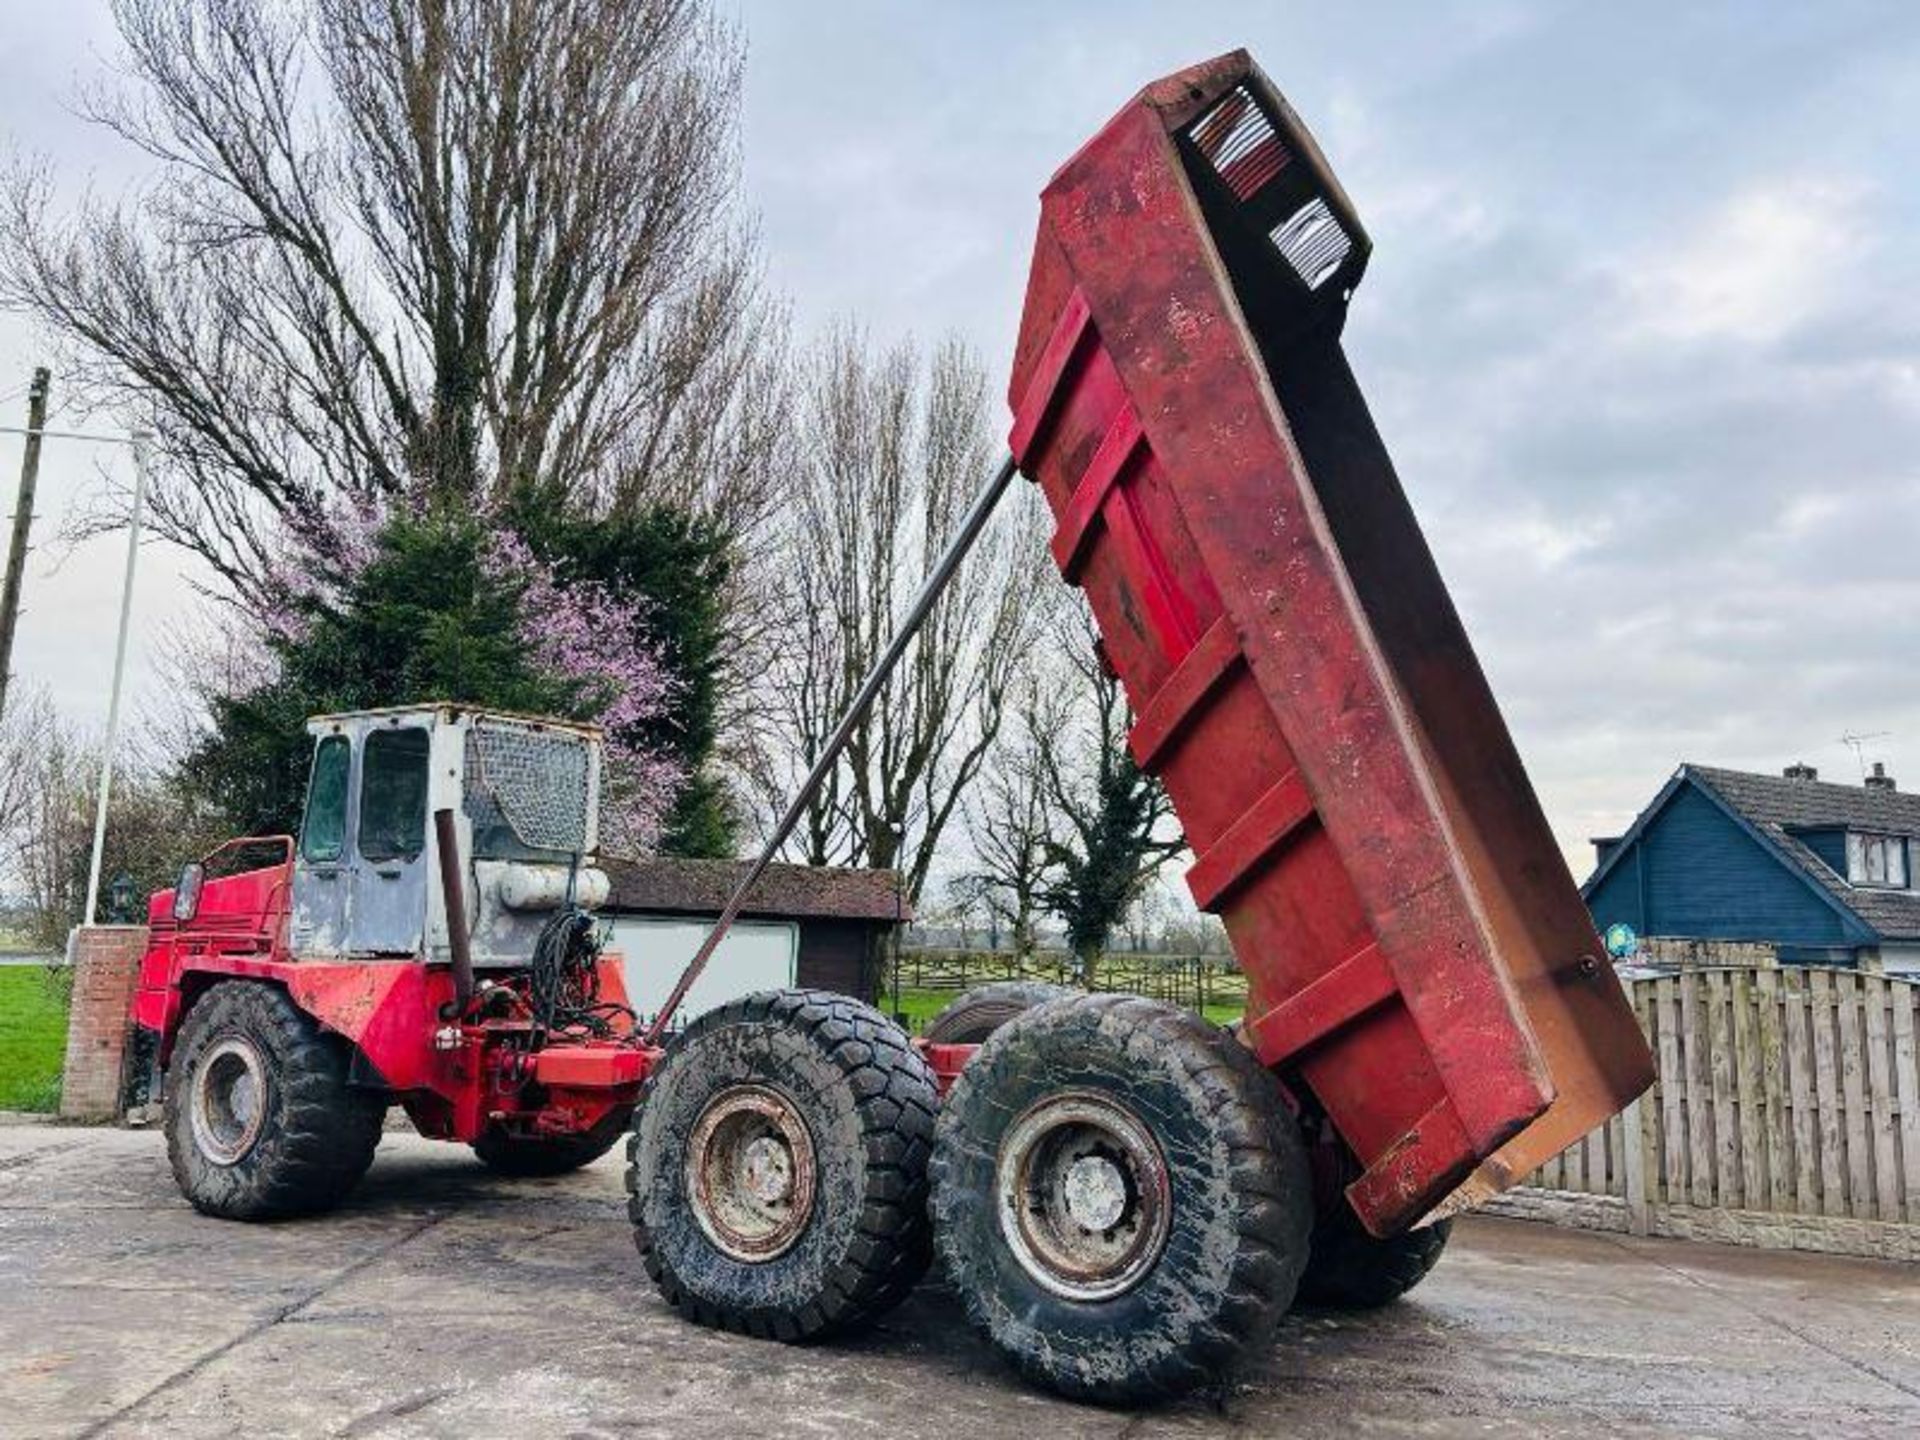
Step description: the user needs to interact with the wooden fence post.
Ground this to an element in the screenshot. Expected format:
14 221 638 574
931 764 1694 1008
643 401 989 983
1621 1094 1650 1235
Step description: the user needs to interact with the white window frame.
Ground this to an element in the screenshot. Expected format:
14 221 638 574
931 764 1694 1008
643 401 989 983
1847 831 1910 889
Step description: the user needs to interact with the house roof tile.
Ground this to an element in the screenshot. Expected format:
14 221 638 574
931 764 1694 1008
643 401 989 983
1686 765 1920 942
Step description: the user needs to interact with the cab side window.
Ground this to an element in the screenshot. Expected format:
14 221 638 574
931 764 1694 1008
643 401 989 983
359 727 431 863
300 736 351 862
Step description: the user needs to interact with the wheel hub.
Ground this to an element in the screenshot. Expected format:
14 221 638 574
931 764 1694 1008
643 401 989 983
1062 1153 1129 1231
191 1036 270 1167
687 1085 817 1262
740 1135 795 1205
996 1091 1172 1301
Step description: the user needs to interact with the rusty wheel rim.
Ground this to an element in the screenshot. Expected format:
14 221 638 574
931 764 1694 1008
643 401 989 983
191 1036 269 1166
996 1091 1171 1301
687 1084 817 1262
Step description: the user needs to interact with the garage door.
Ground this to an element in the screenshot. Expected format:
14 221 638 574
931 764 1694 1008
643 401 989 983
607 916 799 1032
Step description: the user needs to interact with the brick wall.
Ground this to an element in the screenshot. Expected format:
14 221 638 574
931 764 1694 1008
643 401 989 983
59 926 150 1121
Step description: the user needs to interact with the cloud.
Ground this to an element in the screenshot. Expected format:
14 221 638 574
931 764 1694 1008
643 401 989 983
1624 178 1875 345
723 2 1920 880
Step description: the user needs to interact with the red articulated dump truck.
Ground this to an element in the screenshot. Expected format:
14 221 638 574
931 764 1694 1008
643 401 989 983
131 50 1652 1406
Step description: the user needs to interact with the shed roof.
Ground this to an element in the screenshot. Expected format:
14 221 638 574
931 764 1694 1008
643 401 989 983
601 857 909 924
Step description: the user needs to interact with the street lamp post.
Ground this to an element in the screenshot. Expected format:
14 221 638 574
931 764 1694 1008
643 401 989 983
0 418 153 930
81 431 151 927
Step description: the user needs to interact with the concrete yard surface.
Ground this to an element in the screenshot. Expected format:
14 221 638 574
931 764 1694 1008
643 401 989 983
3 1124 1918 1438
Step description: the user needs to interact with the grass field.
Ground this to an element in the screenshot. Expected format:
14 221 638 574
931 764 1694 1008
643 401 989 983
882 986 1243 1035
0 967 68 1112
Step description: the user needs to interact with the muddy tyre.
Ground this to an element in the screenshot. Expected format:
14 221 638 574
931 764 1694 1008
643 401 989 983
1298 1207 1451 1309
932 994 1313 1404
164 981 385 1220
626 989 938 1341
472 1106 633 1177
922 980 1072 1044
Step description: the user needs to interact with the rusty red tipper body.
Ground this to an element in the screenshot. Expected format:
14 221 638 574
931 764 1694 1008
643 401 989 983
1008 50 1654 1236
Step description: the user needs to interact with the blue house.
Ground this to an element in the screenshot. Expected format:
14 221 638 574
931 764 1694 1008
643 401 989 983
1583 762 1920 973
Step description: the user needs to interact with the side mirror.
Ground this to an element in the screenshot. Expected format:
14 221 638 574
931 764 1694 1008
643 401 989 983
172 863 205 924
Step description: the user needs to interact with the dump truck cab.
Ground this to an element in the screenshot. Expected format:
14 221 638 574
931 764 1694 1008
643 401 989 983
279 705 609 967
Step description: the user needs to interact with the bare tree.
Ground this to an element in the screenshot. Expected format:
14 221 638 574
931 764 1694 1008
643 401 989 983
954 673 1068 957
766 326 1055 902
0 689 221 947
1157 903 1232 958
0 689 56 883
1032 606 1186 985
0 0 786 601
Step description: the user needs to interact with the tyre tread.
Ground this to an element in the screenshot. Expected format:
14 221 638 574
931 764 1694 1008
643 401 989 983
628 988 937 1341
163 981 383 1220
920 980 1074 1045
1297 1210 1451 1310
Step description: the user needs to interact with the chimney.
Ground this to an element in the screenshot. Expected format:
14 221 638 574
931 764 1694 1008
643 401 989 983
1783 762 1818 781
1866 761 1897 792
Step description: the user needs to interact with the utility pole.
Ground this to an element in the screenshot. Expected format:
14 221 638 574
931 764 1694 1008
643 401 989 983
0 366 50 718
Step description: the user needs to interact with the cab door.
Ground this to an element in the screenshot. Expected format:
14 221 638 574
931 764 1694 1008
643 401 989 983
345 724 432 955
289 734 353 955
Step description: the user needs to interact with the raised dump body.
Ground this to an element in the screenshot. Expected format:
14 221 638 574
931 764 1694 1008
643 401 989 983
1008 50 1654 1235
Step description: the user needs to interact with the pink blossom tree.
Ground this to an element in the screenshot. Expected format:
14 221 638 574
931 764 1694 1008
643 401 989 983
203 509 686 857
485 532 684 854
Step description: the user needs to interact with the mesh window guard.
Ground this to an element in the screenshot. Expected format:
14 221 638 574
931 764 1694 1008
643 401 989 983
465 723 592 856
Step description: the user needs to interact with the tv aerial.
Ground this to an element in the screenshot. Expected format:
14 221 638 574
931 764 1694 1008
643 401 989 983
1839 730 1892 778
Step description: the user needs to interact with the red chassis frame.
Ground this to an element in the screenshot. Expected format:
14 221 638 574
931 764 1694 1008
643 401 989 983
131 840 984 1144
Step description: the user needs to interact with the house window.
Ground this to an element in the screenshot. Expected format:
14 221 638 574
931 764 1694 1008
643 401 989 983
1846 832 1909 888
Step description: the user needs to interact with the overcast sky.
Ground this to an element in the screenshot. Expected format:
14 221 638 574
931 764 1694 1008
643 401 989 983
2 1 1918 878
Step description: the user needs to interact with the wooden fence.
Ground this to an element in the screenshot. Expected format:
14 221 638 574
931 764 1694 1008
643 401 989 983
893 948 1247 1016
1491 966 1920 1260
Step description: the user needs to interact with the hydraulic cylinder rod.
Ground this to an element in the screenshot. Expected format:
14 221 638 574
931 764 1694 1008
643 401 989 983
642 452 1020 1046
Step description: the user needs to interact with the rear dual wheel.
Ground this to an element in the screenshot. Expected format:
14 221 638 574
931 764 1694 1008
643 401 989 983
626 989 938 1340
932 994 1314 1404
627 985 1424 1402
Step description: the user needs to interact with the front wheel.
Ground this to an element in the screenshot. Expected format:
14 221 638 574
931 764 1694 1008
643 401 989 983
163 981 385 1220
626 989 938 1341
932 994 1314 1404
472 1106 633 1177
